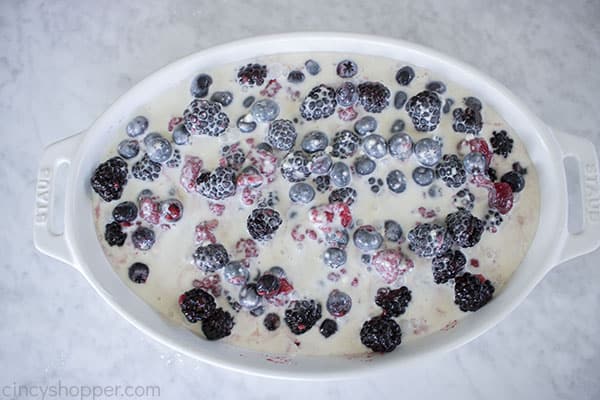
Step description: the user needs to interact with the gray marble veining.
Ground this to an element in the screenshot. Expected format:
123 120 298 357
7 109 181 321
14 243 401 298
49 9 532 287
1 0 599 399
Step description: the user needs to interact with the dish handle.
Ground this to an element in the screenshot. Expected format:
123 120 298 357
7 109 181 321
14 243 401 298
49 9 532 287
33 133 84 269
554 129 600 264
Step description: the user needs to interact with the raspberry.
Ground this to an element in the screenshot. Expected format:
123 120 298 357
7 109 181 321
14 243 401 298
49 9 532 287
247 208 282 241
309 202 353 233
454 273 495 312
193 244 230 272
489 182 514 214
104 221 126 246
196 166 237 200
284 300 322 335
357 82 391 113
280 151 311 183
313 175 331 193
300 84 337 121
90 157 128 202
490 130 514 158
178 288 216 323
132 154 162 182
236 63 267 86
328 187 357 206
452 107 483 135
183 99 229 137
360 316 402 353
375 286 412 317
180 156 203 193
330 130 361 159
407 223 453 257
432 249 466 284
405 90 442 132
445 209 485 248
436 154 467 188
201 308 235 340
371 249 411 283
266 119 297 151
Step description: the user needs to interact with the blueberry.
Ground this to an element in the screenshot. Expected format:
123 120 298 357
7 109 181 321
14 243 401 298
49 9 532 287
362 134 387 159
386 170 407 193
256 274 280 296
256 142 273 153
336 82 359 107
330 162 351 187
412 166 435 186
501 171 525 193
320 319 338 338
326 289 352 317
289 182 316 204
337 59 358 78
210 91 233 106
144 133 173 163
464 96 482 112
354 155 376 175
384 220 403 242
396 66 415 85
323 247 347 268
305 59 321 75
131 226 155 250
223 261 249 285
413 138 442 167
250 306 265 317
126 116 149 137
239 283 262 309
117 139 140 159
287 70 305 83
463 152 487 175
301 131 329 153
354 116 377 136
325 229 350 248
394 91 408 109
112 201 138 222
237 115 257 133
443 98 454 114
242 96 255 108
309 152 333 175
172 124 191 145
263 313 281 331
353 226 383 252
388 133 413 160
128 262 149 284
251 99 280 123
267 266 286 278
390 119 405 133
426 81 446 94
190 73 212 98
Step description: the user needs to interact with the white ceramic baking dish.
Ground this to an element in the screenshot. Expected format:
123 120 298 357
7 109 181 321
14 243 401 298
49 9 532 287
33 33 600 380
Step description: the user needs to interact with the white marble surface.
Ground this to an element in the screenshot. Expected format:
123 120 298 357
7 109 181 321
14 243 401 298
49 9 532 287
2 0 599 398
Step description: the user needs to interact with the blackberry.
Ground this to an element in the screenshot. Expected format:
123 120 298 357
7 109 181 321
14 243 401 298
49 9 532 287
454 272 495 312
395 66 415 86
487 167 498 182
360 316 402 353
183 99 230 137
90 157 128 202
484 209 503 233
452 188 475 211
452 107 482 135
132 154 162 182
328 187 357 205
247 208 282 241
436 154 467 188
405 90 442 132
193 243 230 272
490 130 514 158
257 191 279 208
374 286 412 317
512 162 528 175
357 82 391 113
330 130 361 159
319 319 338 338
280 151 311 183
267 119 297 151
179 288 216 323
165 149 182 168
432 249 466 284
112 201 138 223
407 223 453 257
196 166 237 200
201 308 235 340
104 221 126 246
445 209 485 248
128 262 150 284
299 84 337 121
313 175 331 193
284 299 322 335
501 171 525 193
221 145 246 170
464 96 482 111
263 313 281 331
237 63 267 87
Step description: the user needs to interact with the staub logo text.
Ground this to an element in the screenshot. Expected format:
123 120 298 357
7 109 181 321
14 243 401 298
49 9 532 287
35 168 51 224
584 163 600 223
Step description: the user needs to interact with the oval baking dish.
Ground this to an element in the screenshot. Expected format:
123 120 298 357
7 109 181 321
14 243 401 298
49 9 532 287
33 33 600 380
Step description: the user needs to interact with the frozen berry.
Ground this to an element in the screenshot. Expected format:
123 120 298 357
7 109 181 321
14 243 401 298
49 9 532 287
490 130 514 158
362 134 387 159
384 220 403 242
432 249 466 284
394 91 408 109
247 208 282 241
412 166 435 186
104 221 126 246
126 116 148 137
239 283 262 310
251 99 280 123
375 286 412 317
263 313 281 331
386 170 407 193
445 209 485 248
305 59 320 75
196 166 237 200
436 154 467 188
223 261 250 286
414 138 442 167
287 70 305 84
144 133 172 163
464 96 482 111
357 82 391 113
501 171 525 193
328 187 357 205
309 151 333 175
91 157 128 202
284 300 322 335
313 175 331 193
256 274 280 297
336 59 358 78
353 225 383 252
405 90 442 132
190 73 212 98
489 182 514 214
300 84 337 121
426 81 446 94
323 247 347 268
452 107 482 135
267 119 297 151
390 119 406 133
179 288 216 323
331 130 360 159
201 308 234 340
354 116 377 136
326 289 352 317
131 226 155 250
330 162 351 187
354 155 376 175
320 319 338 338
484 209 504 232
193 243 229 272
454 273 495 312
452 188 475 211
301 131 329 153
117 139 140 159
160 199 183 222
407 223 452 257
360 316 402 353
112 201 138 223
289 182 316 204
132 154 161 182
172 124 190 145
166 149 182 168
388 133 413 160
336 82 359 107
237 63 267 87
128 262 149 284
463 152 487 175
183 99 229 137
395 66 415 85
280 151 311 182
210 91 233 106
